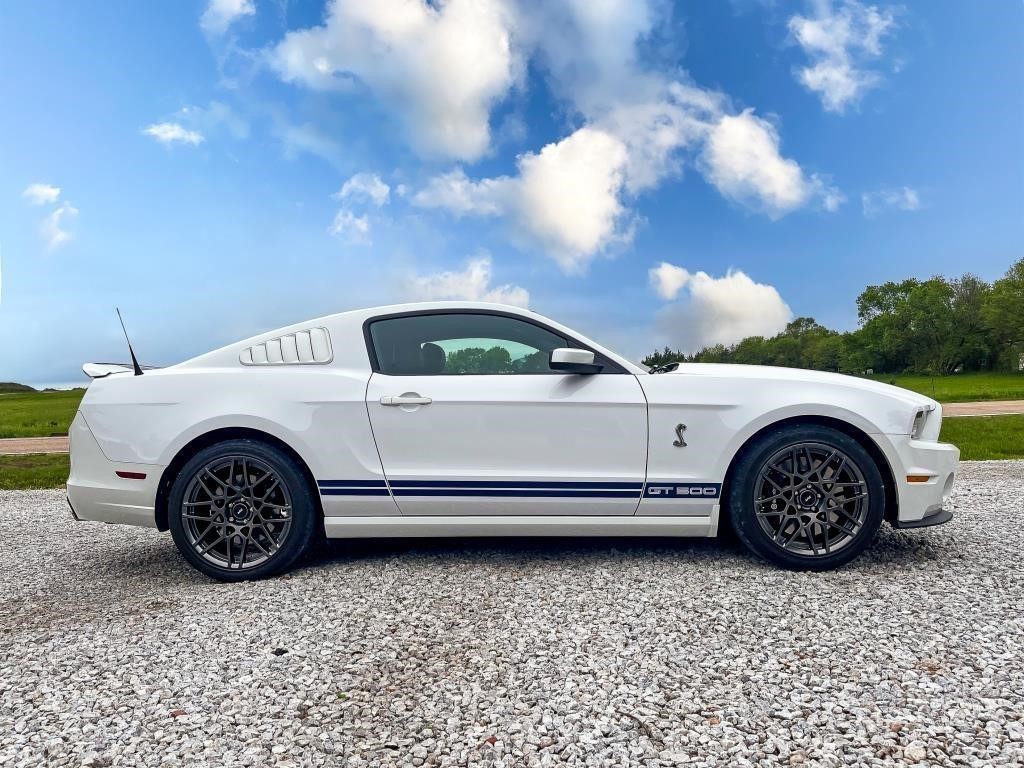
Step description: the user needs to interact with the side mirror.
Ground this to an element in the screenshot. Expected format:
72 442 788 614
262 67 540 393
550 347 603 374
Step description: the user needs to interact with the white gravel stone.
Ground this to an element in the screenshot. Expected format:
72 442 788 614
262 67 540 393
1 460 1022 766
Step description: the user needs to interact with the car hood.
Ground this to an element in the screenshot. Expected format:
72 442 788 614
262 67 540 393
661 363 938 409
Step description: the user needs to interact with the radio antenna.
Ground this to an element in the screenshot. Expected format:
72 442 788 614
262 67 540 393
116 308 144 376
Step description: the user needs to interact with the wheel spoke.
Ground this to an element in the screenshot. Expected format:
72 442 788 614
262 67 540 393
805 521 819 556
182 512 217 521
259 478 281 501
249 534 271 558
236 534 250 569
197 534 227 557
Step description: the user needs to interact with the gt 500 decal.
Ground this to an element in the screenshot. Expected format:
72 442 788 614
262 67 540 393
644 483 721 499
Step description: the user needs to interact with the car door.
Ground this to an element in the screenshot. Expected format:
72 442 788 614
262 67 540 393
363 310 648 516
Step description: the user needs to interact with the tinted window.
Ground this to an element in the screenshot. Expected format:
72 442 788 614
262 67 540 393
368 313 569 375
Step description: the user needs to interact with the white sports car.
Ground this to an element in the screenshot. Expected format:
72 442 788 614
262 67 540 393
68 302 959 580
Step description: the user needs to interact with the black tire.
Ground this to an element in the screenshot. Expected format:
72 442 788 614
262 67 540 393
168 439 317 581
729 424 885 570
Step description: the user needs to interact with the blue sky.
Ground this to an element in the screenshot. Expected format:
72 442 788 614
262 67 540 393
1 0 1022 386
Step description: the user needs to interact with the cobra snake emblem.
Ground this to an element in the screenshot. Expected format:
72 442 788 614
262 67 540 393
673 423 687 447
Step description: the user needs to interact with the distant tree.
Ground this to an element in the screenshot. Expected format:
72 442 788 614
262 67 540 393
856 279 919 372
983 258 1024 368
642 346 687 368
691 344 731 363
513 350 550 372
949 274 993 371
731 336 773 366
446 346 513 374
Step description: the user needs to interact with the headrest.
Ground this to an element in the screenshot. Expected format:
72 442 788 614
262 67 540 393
421 342 446 374
390 341 424 374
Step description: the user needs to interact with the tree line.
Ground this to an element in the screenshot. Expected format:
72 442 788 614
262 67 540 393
644 258 1024 375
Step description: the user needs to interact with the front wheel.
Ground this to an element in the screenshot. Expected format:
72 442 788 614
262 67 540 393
168 439 317 581
729 425 886 570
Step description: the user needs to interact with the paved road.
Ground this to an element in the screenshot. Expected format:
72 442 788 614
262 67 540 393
943 400 1024 417
0 436 69 455
1 400 1022 455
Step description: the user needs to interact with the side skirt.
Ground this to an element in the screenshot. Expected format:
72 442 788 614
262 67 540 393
323 514 715 539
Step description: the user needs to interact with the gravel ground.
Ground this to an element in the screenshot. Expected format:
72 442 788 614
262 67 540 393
1 461 1022 767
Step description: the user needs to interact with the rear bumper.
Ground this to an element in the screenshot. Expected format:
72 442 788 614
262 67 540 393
65 412 163 528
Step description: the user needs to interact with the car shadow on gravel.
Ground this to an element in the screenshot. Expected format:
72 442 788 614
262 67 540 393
305 523 960 573
311 534 751 568
57 521 962 594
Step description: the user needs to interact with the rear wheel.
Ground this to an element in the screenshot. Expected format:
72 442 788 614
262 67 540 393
729 425 885 570
168 439 317 581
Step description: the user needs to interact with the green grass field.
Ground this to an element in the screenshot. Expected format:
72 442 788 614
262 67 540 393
0 453 69 490
864 371 1024 403
939 414 1024 461
0 389 85 439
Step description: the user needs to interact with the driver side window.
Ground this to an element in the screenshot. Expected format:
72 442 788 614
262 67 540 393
368 313 568 375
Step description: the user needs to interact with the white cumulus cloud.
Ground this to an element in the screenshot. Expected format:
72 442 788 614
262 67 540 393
789 0 897 113
701 109 840 218
22 183 79 250
329 173 391 244
41 202 78 250
328 209 371 244
272 0 516 161
652 266 793 352
413 127 631 273
335 173 391 207
22 183 61 205
861 185 921 217
649 262 691 300
404 255 529 307
201 0 256 35
411 168 505 216
142 122 205 146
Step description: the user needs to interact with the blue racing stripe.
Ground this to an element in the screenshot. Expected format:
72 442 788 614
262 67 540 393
319 488 391 496
318 479 388 488
391 488 641 498
388 480 642 489
316 479 718 499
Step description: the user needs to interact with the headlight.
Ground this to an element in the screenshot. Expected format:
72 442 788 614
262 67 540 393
910 407 934 439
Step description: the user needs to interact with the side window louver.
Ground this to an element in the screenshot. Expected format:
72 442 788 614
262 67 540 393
239 327 333 366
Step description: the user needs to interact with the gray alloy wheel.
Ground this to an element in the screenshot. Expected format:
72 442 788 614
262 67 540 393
180 454 294 571
168 439 317 581
753 442 870 557
729 425 885 570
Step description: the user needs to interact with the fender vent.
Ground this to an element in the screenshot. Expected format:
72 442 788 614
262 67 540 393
240 327 333 366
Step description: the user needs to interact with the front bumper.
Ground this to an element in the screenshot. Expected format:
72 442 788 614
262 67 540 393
892 507 954 529
880 435 960 527
66 412 163 528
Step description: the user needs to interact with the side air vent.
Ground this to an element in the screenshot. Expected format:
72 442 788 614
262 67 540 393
239 327 333 366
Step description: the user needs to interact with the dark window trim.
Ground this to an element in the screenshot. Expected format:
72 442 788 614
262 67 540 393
362 309 629 375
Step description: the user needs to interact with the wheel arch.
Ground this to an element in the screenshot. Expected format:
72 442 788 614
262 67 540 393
718 415 899 534
154 427 323 532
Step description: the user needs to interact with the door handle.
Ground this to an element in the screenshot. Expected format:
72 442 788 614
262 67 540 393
380 394 432 406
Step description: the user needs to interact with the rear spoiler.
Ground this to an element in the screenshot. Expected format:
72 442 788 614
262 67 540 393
82 363 159 379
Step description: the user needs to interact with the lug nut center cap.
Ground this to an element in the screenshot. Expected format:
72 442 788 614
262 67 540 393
229 501 252 521
798 490 818 508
